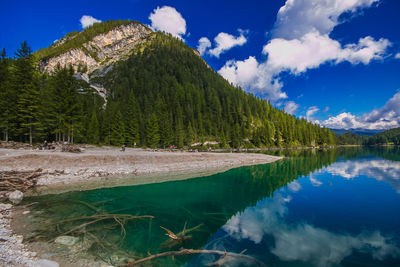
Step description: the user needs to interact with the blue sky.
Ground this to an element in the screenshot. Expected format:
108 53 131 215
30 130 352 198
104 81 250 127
1 0 400 130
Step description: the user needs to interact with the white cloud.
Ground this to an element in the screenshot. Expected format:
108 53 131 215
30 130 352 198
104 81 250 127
219 56 287 101
149 6 186 39
262 32 390 75
217 0 390 102
321 91 400 130
284 101 299 115
396 53 400 59
80 15 101 29
272 0 380 39
306 106 320 121
197 37 211 56
208 31 247 58
223 193 400 266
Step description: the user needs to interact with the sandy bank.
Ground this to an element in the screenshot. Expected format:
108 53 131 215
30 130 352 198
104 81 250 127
0 147 282 195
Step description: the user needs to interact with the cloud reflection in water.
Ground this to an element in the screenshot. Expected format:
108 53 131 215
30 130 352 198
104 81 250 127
221 193 399 266
325 158 400 193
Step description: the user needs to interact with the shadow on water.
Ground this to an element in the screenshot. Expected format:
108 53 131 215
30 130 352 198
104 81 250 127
25 147 400 266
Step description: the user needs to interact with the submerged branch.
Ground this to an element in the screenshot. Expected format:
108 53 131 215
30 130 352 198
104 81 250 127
121 248 265 266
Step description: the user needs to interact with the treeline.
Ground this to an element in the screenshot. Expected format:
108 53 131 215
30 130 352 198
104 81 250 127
0 42 103 144
338 128 400 146
0 33 337 148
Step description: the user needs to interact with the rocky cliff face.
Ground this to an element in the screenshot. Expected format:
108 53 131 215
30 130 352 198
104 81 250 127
39 23 152 74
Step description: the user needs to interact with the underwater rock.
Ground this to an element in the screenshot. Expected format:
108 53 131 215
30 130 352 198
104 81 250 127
33 259 60 267
54 235 79 246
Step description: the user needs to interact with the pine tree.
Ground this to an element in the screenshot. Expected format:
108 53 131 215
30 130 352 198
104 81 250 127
87 110 99 144
146 113 160 148
124 93 140 146
110 110 125 146
13 41 41 145
0 49 15 141
186 122 196 145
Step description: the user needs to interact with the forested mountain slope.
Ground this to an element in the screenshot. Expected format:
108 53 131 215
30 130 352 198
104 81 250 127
0 21 337 148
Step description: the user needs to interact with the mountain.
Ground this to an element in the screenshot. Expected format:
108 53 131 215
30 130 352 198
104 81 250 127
0 20 337 148
36 20 152 74
331 128 384 136
337 127 400 145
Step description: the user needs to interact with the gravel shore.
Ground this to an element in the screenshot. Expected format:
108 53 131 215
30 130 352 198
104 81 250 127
0 147 282 195
0 203 37 266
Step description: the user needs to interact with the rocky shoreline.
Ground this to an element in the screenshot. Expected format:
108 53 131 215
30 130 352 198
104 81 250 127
0 203 59 267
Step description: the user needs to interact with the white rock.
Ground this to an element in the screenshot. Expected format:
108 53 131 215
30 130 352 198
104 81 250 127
34 259 60 267
15 235 23 243
54 235 79 246
0 203 12 211
9 190 24 204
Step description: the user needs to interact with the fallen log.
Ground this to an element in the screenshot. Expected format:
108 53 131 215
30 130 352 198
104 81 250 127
121 248 266 266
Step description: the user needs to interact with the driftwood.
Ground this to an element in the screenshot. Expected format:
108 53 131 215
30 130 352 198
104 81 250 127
61 144 82 153
0 141 32 149
160 222 204 248
121 248 266 266
0 169 43 199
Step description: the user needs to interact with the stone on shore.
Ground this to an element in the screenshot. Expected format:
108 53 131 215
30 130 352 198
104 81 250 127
8 190 24 204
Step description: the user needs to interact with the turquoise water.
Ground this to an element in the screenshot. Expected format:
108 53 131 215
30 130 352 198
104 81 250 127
28 147 400 266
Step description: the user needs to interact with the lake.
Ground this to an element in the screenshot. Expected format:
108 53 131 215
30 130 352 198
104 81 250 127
26 147 400 266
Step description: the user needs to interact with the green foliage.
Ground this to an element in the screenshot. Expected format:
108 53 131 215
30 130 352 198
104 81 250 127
13 41 42 144
337 133 367 145
364 127 400 146
42 65 82 143
35 20 142 61
337 128 400 146
146 113 160 148
87 111 100 144
110 110 126 146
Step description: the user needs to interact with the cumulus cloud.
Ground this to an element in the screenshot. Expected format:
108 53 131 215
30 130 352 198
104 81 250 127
208 31 247 58
272 0 380 39
219 56 287 101
218 0 390 102
396 53 400 59
198 30 248 58
80 15 101 29
262 33 390 75
321 91 400 130
197 37 211 56
284 101 299 115
149 6 186 39
223 193 400 266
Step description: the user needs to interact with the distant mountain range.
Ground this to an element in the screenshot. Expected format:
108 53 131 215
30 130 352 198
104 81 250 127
330 128 385 136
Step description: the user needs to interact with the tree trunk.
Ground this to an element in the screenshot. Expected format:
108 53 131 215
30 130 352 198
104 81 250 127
29 126 32 146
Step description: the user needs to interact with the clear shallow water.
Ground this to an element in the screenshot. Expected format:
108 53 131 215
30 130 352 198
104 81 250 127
27 147 400 266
